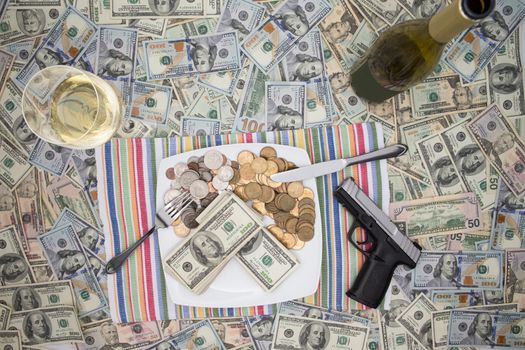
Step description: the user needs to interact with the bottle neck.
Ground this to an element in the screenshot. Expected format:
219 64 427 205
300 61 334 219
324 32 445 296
428 0 477 44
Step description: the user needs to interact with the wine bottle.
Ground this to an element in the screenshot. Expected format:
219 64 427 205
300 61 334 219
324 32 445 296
350 0 494 102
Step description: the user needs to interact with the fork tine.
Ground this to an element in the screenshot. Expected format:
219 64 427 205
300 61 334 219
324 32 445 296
166 196 193 216
164 192 192 211
171 198 195 220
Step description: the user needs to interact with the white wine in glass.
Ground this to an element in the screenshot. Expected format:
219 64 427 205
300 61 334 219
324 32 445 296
23 66 121 149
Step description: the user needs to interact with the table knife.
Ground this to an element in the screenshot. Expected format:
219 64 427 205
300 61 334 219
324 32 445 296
270 144 408 182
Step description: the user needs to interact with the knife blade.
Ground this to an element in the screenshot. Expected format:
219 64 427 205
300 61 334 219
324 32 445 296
270 144 408 182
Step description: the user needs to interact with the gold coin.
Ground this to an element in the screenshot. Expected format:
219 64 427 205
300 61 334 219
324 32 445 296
301 188 315 199
260 146 277 159
264 160 279 176
275 193 296 212
265 201 280 214
292 238 305 250
234 185 247 200
229 169 241 184
287 181 304 198
245 182 263 200
272 158 286 172
266 176 281 188
240 163 256 180
251 157 268 174
252 201 267 215
275 183 288 193
260 185 276 203
237 150 255 164
297 226 314 242
280 233 297 249
268 225 284 240
171 217 182 226
285 217 298 234
290 204 299 217
299 198 315 208
173 222 191 237
287 161 297 170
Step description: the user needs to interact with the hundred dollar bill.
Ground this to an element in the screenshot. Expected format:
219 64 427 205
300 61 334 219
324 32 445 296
0 331 21 350
2 38 40 63
389 192 482 238
395 293 437 350
430 290 485 310
410 75 488 118
417 133 467 195
96 26 138 118
156 320 225 350
284 29 336 126
186 89 222 119
505 249 525 311
265 81 306 131
52 208 105 262
80 320 162 349
144 32 241 80
0 79 39 154
110 0 220 18
9 306 83 345
209 317 253 349
0 50 15 96
358 0 403 25
0 302 11 329
28 140 72 177
396 0 445 19
128 19 167 37
271 314 368 350
388 169 411 202
241 0 332 73
448 309 525 347
444 0 525 82
390 113 456 182
181 117 220 136
130 81 172 125
488 31 524 117
46 177 99 229
237 228 299 292
15 6 98 86
0 281 75 311
468 104 525 196
494 177 525 212
70 148 97 194
380 299 413 350
0 1 6 22
164 18 218 40
431 303 517 349
0 136 32 188
278 300 370 327
0 226 33 286
412 250 503 290
81 0 125 25
447 232 490 251
0 6 67 47
14 169 44 254
198 0 265 96
366 114 396 145
38 225 108 316
0 183 23 238
490 209 525 250
164 193 262 293
441 119 498 209
245 315 274 350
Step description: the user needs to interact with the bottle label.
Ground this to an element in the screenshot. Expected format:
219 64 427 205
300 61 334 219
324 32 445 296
350 60 400 103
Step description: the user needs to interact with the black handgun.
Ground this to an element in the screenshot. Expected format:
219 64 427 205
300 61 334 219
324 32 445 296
334 178 422 308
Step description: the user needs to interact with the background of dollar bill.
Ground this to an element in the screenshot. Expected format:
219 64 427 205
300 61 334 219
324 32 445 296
0 0 525 348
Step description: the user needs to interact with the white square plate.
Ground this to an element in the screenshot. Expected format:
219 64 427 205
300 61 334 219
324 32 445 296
156 143 322 308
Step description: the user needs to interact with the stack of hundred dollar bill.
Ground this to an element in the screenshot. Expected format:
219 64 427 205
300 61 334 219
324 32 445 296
1 0 525 348
163 191 299 294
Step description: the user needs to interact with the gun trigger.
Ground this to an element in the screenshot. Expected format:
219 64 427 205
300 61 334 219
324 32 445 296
347 221 370 257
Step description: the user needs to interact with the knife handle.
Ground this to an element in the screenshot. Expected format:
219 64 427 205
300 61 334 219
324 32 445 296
345 144 408 167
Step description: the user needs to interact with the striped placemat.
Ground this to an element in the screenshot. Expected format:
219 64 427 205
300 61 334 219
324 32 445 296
96 123 388 322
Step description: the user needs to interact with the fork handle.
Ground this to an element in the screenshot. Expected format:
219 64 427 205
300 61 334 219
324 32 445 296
105 226 158 274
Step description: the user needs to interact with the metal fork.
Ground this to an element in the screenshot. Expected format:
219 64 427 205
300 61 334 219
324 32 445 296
105 191 194 274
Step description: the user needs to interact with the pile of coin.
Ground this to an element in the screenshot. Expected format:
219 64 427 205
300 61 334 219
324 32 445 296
230 146 316 250
163 146 316 248
163 150 236 236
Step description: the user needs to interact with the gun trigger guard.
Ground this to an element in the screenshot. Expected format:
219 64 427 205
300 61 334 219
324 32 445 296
347 221 370 257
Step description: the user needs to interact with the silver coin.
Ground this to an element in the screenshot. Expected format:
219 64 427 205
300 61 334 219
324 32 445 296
174 162 188 177
164 189 181 205
200 170 213 182
179 170 200 189
212 176 229 191
187 156 200 163
170 178 182 190
189 180 209 199
217 165 234 182
204 150 224 170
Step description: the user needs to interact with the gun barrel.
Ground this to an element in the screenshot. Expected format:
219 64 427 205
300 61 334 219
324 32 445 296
338 178 421 264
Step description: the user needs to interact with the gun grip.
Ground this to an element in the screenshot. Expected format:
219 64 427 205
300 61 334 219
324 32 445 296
347 256 398 309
